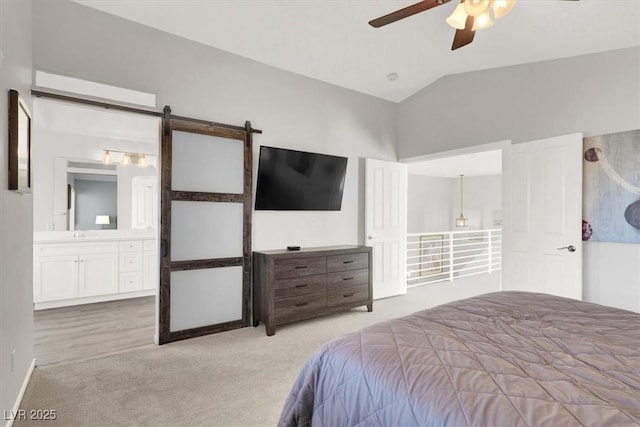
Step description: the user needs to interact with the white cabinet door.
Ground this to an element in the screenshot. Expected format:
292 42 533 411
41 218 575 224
132 176 158 230
79 253 118 297
143 250 158 290
34 255 78 301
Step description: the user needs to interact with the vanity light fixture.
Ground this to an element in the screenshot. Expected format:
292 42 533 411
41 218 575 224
102 150 112 165
120 153 132 166
102 149 153 168
137 155 148 168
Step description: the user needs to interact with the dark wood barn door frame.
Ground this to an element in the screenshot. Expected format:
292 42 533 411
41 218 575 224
159 106 260 344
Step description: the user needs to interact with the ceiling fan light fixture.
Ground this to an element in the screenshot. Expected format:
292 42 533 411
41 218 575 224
490 0 515 19
463 0 489 17
446 3 468 30
472 9 494 30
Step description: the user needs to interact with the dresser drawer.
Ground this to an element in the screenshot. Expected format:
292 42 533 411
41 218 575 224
120 252 143 272
119 240 143 253
35 241 118 256
119 272 143 292
327 285 369 307
274 256 326 279
274 293 326 321
327 252 368 272
274 274 326 299
327 268 369 291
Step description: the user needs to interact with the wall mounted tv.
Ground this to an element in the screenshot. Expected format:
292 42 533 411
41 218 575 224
255 146 348 211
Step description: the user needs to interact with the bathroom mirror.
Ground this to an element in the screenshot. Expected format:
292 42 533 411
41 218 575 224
67 162 118 230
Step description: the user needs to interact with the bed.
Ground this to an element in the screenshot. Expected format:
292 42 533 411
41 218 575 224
279 291 640 426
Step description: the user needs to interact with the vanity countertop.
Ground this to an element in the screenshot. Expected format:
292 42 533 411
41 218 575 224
34 230 157 244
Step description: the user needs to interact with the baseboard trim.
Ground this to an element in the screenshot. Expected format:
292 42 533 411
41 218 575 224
4 358 35 427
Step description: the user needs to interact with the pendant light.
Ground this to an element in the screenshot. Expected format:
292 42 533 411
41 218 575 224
456 174 468 227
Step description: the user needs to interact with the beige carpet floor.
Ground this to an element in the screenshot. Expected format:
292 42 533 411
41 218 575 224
16 277 498 426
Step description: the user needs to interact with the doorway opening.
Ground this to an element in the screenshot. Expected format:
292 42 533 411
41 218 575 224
400 142 507 303
31 91 161 365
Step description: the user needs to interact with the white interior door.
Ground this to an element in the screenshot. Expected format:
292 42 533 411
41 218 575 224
365 158 407 299
502 133 583 299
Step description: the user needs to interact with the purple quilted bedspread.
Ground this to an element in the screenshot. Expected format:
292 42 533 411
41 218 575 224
279 291 640 426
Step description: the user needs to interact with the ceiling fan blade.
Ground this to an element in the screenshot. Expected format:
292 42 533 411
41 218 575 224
451 15 475 50
369 0 453 28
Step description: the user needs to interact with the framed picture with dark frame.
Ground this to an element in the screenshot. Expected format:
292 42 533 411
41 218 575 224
8 89 31 193
419 234 444 276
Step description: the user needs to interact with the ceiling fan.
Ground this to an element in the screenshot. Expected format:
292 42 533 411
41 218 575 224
369 0 579 51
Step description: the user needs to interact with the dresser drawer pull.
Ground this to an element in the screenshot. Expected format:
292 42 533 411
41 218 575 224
343 277 354 281
343 293 354 298
295 266 307 269
295 284 309 288
343 260 354 264
295 302 308 307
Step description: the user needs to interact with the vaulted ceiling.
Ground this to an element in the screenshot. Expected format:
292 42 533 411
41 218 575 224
75 0 640 102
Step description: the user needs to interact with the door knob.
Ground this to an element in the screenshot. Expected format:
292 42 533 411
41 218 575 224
367 235 374 240
557 245 576 252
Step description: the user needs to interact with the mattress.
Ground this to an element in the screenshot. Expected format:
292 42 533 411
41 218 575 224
279 291 640 426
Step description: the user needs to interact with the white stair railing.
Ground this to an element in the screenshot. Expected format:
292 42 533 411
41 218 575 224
406 229 501 288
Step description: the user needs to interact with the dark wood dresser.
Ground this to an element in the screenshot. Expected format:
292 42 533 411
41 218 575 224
252 245 372 336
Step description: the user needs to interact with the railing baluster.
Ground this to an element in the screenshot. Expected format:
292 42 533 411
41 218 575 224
406 229 501 289
487 230 493 274
449 233 454 282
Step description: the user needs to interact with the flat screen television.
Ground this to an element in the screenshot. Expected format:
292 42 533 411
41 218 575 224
255 146 348 211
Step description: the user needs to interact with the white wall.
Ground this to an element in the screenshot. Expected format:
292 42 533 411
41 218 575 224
407 175 451 233
408 174 501 233
399 47 640 158
399 48 640 312
453 175 502 230
583 242 640 313
0 0 34 419
33 0 398 250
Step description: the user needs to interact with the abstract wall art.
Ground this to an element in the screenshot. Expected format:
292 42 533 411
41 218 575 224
583 129 640 243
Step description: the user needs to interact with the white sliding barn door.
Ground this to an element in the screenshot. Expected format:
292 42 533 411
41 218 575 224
365 159 407 299
502 133 583 300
